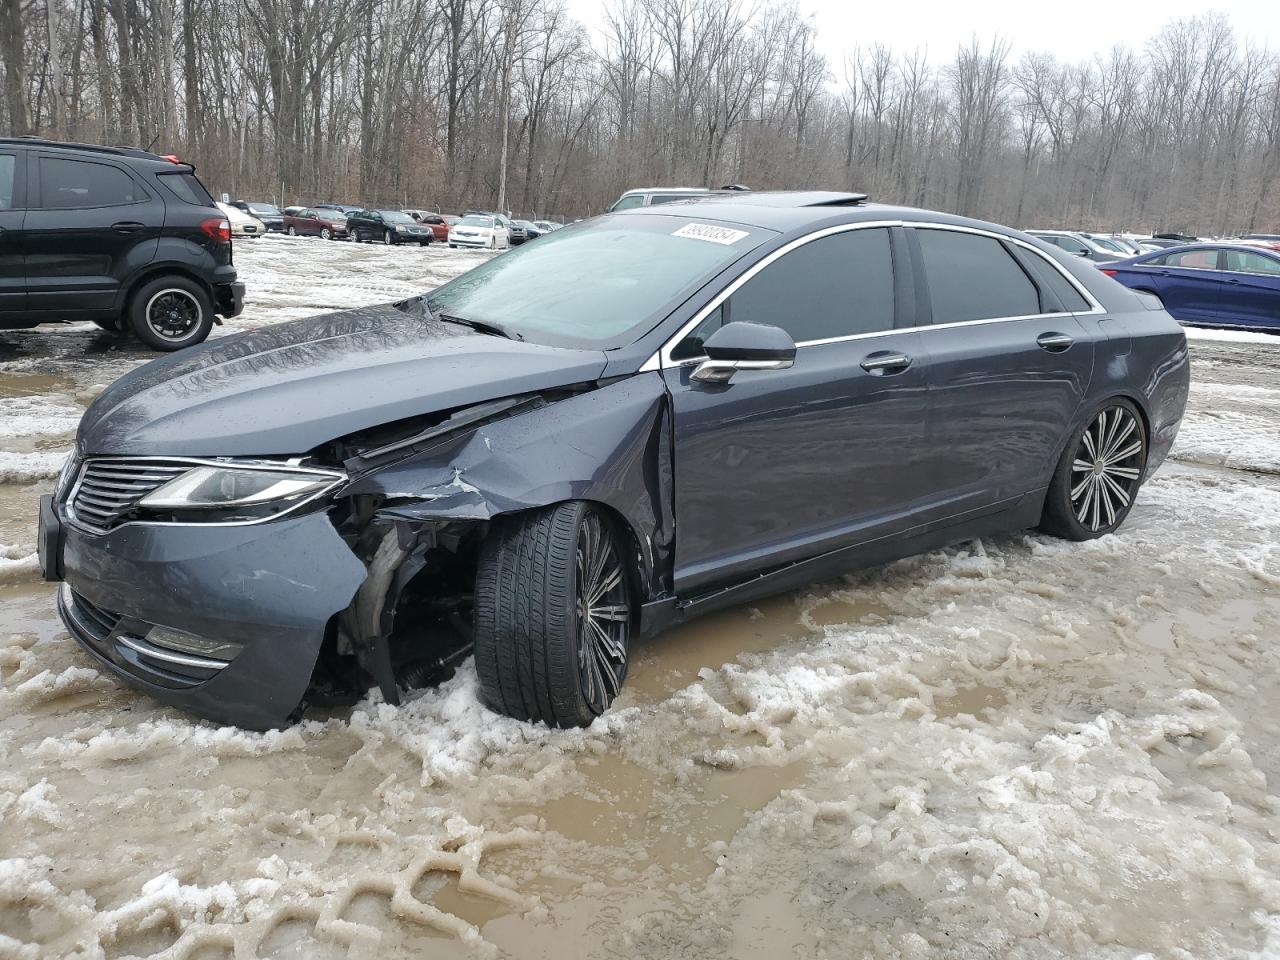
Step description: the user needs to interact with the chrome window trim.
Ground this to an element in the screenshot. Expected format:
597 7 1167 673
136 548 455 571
64 455 346 534
644 219 1104 370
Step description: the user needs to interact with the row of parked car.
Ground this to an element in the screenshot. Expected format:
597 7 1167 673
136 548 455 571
222 200 563 249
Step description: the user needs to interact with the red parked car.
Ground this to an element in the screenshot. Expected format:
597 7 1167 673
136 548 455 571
404 209 450 243
282 207 347 240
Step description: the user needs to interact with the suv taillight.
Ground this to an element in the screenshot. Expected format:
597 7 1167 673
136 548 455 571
200 217 231 243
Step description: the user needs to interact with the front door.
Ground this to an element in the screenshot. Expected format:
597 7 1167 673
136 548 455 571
23 153 164 316
0 150 25 316
908 226 1096 515
1219 248 1280 329
663 225 934 595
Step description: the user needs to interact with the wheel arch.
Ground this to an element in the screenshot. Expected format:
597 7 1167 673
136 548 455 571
120 262 215 316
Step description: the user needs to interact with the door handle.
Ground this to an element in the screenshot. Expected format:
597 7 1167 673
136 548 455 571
112 221 145 233
1036 332 1074 352
1223 278 1241 285
860 351 911 375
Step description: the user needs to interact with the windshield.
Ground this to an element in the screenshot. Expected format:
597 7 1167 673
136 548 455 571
381 211 413 224
425 214 771 349
249 203 279 215
459 215 494 228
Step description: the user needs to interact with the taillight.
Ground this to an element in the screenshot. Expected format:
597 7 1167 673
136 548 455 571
1100 269 1118 277
200 217 231 243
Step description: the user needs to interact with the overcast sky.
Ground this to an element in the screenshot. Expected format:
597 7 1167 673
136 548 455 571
565 0 1277 68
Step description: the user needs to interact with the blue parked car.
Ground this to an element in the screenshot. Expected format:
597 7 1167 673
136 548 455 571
1102 243 1280 331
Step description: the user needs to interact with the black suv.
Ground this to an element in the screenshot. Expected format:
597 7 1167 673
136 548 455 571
0 137 244 351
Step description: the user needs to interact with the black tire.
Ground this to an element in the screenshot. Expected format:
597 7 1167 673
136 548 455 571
1040 398 1147 541
127 275 214 351
92 317 126 333
474 501 633 727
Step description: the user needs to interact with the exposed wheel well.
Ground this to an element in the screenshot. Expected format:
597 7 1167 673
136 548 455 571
120 265 213 317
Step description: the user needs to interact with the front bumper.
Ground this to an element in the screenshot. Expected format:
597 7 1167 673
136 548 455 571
45 504 366 729
450 235 492 248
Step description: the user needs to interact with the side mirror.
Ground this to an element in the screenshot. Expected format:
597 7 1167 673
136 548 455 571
1074 248 1089 257
693 321 796 384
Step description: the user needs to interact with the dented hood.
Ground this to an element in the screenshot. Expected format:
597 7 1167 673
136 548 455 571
77 302 609 456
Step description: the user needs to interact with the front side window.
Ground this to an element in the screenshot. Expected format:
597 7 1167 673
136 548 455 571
670 228 895 359
426 214 771 349
1224 250 1280 276
1166 249 1218 270
39 157 142 208
0 154 14 208
917 229 1040 324
609 194 645 212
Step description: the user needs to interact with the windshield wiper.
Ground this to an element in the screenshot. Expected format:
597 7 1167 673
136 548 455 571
433 309 524 342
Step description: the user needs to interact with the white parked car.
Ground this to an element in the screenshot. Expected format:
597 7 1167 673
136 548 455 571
217 201 266 239
449 214 511 250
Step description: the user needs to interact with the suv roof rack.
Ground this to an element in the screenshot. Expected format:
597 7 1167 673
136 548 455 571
0 136 178 163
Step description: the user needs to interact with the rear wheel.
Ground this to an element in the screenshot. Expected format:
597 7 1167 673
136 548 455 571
286 225 297 236
127 275 214 351
1040 398 1147 540
474 502 633 727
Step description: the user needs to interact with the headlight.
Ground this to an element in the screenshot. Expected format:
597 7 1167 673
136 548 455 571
396 225 407 232
55 452 80 499
138 465 343 523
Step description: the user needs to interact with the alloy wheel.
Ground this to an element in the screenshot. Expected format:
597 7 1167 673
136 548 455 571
286 225 296 236
144 289 203 342
321 227 331 240
384 230 393 245
574 512 629 714
1070 406 1144 533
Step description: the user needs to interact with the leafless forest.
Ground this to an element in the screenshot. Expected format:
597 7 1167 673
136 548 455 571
1 0 1278 230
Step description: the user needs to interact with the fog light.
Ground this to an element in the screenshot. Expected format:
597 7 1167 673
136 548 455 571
146 626 242 663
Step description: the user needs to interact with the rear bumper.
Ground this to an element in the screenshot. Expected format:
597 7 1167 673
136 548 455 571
52 508 366 729
216 281 246 318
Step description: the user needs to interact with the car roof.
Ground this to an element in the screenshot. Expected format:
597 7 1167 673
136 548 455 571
0 135 194 170
616 191 1039 239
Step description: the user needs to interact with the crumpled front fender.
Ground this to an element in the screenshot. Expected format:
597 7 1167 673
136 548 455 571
342 373 674 596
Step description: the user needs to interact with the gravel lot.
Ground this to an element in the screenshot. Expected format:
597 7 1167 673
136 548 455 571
2 236 1280 960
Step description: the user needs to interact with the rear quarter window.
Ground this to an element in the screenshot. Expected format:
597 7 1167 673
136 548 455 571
158 171 216 206
1008 245 1091 312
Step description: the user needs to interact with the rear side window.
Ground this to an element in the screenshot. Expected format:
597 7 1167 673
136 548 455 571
1223 250 1280 276
39 157 142 208
610 195 644 211
917 229 1040 324
0 154 14 208
1008 245 1091 312
158 171 215 206
650 194 697 206
731 228 894 343
1166 249 1218 270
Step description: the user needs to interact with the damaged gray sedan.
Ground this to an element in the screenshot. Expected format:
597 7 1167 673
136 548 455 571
38 192 1188 729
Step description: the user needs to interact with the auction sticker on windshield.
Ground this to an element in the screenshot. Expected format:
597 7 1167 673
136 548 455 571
672 223 750 245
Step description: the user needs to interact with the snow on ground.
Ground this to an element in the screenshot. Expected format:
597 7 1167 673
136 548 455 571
1 237 1280 959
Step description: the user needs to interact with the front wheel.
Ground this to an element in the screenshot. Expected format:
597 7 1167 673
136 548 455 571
320 227 332 240
383 230 394 245
1040 399 1147 540
127 276 215 351
474 502 633 727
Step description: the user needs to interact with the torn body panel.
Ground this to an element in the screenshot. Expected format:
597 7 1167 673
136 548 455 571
340 373 675 601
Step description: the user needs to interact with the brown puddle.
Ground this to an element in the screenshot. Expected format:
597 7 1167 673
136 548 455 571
933 683 1009 719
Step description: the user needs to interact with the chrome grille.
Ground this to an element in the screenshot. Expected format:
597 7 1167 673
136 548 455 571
67 459 190 532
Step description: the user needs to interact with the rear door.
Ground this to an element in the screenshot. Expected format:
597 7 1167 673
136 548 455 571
0 149 25 316
1218 249 1280 330
907 225 1095 516
1145 248 1222 323
663 224 934 594
23 153 164 316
